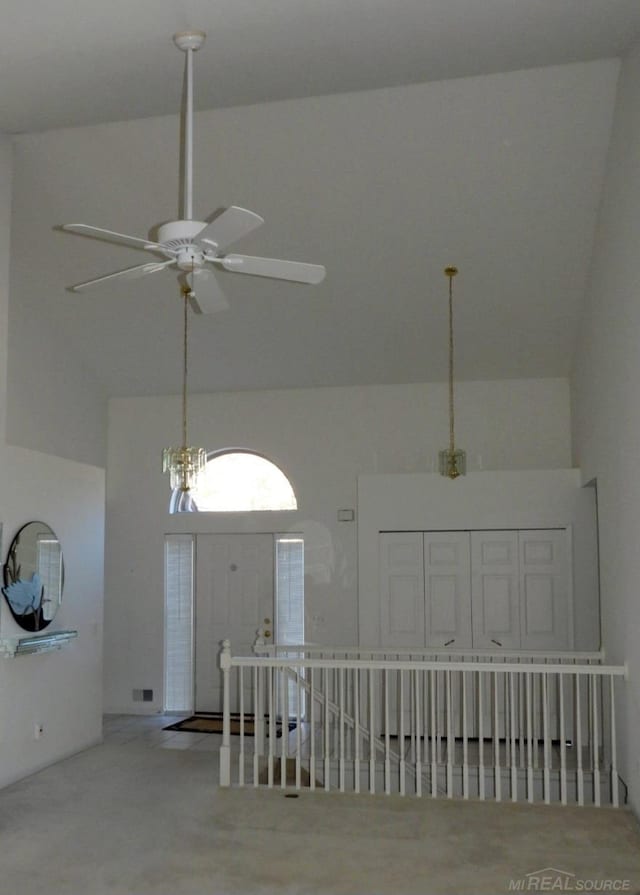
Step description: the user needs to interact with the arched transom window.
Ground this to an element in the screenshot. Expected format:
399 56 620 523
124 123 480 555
188 450 297 512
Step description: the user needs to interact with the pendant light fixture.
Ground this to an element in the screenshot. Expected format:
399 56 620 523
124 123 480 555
438 266 466 479
162 284 207 496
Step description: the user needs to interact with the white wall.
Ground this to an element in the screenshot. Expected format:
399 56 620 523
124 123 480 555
358 470 599 648
0 135 106 788
8 136 108 467
572 37 640 814
105 377 570 713
0 447 105 788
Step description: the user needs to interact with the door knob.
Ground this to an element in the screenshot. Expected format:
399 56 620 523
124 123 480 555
264 630 271 639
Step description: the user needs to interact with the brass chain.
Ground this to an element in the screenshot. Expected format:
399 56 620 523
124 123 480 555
180 280 192 450
445 266 458 455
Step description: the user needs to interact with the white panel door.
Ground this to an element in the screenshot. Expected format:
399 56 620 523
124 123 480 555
471 531 520 650
423 532 472 649
195 534 274 712
519 529 570 650
379 533 425 648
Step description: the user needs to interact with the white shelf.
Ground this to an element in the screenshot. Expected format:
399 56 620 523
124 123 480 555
0 629 78 657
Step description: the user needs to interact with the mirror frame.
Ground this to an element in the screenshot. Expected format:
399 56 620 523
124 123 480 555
2 521 65 632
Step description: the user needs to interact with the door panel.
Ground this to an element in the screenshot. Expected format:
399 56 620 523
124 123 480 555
195 534 273 712
380 533 425 648
519 529 569 650
471 531 520 649
424 532 472 649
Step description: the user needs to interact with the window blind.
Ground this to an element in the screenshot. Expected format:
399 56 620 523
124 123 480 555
164 535 194 713
276 537 304 646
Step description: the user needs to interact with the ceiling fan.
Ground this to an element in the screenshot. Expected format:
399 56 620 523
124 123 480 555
60 30 326 313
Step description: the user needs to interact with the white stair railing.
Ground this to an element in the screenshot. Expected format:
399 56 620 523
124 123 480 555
219 641 626 807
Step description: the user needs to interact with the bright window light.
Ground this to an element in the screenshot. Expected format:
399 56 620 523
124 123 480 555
190 451 297 512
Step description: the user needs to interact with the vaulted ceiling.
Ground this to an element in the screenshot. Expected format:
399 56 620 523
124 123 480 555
6 1 640 398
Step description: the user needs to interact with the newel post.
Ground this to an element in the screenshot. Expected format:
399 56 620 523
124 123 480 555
219 639 232 787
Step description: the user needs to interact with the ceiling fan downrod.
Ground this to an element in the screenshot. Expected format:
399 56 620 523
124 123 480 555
173 30 206 222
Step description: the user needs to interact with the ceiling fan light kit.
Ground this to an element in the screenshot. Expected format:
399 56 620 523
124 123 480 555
60 29 326 313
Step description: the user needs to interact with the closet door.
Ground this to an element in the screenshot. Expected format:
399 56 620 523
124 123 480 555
519 529 570 650
379 533 425 648
423 532 472 649
471 531 520 650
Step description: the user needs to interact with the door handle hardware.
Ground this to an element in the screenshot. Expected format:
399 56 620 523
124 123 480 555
444 639 455 646
264 630 271 639
264 618 271 625
491 639 503 647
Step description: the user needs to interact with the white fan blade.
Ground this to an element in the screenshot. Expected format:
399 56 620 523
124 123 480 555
61 223 170 254
186 269 229 314
220 254 326 284
69 259 175 291
197 207 264 251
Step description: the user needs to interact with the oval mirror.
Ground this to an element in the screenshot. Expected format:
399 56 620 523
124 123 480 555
2 522 64 632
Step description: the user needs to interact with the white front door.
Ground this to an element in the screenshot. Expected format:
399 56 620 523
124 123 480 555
195 534 274 712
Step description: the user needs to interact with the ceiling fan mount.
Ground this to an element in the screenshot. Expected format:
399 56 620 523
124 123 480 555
60 28 325 313
173 29 206 53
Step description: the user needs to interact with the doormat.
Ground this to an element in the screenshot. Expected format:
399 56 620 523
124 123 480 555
164 712 296 737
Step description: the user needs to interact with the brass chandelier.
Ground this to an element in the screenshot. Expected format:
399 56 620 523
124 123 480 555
162 284 206 494
438 266 466 479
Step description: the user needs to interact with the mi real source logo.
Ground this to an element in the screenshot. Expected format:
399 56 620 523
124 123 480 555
508 868 632 892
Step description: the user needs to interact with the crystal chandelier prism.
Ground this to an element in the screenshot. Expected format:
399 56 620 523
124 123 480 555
162 285 206 494
438 266 466 479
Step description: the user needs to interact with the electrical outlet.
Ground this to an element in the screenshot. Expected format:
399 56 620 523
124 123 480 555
34 723 44 740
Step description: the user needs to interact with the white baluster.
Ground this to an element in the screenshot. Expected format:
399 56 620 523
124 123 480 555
369 669 376 794
576 674 584 806
430 669 437 798
310 666 316 791
526 672 533 803
219 639 232 787
253 667 260 787
559 671 567 805
478 671 485 801
268 667 275 788
255 665 265 759
518 673 525 769
384 669 391 795
280 668 287 789
324 668 330 792
296 666 302 790
400 669 406 796
339 667 345 793
493 671 501 802
415 669 422 797
610 676 618 807
410 664 417 766
462 671 469 799
354 669 361 793
592 673 600 806
533 673 539 770
510 672 517 802
446 670 453 798
239 666 245 787
542 672 550 804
